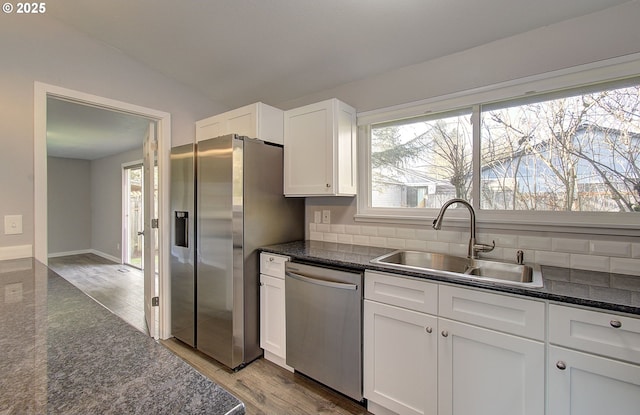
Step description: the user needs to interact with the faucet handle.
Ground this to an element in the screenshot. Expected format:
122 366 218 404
474 240 495 254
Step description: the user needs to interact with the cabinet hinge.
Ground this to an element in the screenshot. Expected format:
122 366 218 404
152 296 159 307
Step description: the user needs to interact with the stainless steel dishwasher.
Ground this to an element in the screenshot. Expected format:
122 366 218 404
285 261 363 401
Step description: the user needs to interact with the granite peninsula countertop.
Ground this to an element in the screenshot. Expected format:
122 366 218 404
261 240 640 316
0 258 244 415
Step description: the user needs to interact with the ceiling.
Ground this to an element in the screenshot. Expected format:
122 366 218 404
45 0 631 160
47 97 151 160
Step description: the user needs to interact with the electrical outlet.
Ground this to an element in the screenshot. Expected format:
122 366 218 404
4 215 22 235
314 211 322 224
322 210 331 224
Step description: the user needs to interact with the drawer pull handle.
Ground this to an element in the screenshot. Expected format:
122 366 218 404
425 327 433 334
556 361 567 370
441 330 449 338
610 320 622 328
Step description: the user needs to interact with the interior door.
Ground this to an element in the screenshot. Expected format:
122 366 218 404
143 121 158 338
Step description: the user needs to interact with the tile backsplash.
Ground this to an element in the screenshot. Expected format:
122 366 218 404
309 223 640 277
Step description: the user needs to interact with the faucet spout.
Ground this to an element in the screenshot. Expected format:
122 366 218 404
432 198 494 259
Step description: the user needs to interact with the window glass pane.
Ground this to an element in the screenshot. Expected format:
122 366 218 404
371 110 473 208
480 84 640 212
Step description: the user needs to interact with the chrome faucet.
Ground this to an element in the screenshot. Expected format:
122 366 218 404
432 198 495 259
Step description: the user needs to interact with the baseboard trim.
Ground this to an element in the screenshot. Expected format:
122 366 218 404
48 249 92 258
48 249 121 264
0 244 33 261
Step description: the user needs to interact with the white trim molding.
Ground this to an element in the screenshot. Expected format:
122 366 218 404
0 244 33 261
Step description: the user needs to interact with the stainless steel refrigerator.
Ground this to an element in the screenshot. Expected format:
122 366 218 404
170 134 305 369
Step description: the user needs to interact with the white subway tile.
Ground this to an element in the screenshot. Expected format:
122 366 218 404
449 243 468 257
345 225 361 235
337 234 353 244
589 240 632 258
322 233 338 243
610 258 640 276
534 250 570 267
387 238 406 249
396 228 417 239
552 238 589 254
437 230 463 243
426 241 449 254
330 224 345 234
633 243 640 259
405 240 428 251
361 226 378 236
485 233 517 248
316 223 330 233
415 229 435 241
369 236 387 247
309 231 323 241
570 254 610 272
309 222 317 232
352 235 370 245
377 227 397 238
518 236 553 250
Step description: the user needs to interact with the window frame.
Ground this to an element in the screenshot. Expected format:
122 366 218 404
356 54 640 236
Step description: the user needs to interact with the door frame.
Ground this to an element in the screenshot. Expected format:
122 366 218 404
34 81 171 339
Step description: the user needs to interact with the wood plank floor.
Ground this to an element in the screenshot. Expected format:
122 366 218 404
48 253 371 415
48 253 147 334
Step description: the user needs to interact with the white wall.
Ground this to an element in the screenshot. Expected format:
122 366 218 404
279 2 640 112
91 148 142 261
0 14 227 256
47 157 92 254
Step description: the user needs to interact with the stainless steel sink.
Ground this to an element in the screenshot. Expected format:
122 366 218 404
370 250 543 287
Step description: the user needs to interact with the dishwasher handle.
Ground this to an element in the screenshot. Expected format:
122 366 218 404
285 271 358 291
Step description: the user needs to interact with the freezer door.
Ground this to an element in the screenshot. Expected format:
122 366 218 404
170 143 195 347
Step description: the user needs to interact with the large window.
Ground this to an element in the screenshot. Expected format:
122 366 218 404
361 76 640 229
481 83 640 212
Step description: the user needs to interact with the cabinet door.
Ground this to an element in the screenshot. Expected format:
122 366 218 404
196 114 224 142
438 318 544 415
548 345 640 415
284 100 333 195
259 274 287 363
225 103 257 138
364 300 437 415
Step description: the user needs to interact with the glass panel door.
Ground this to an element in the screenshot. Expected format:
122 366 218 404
124 164 143 269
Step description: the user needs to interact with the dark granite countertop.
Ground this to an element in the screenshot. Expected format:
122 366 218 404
0 258 244 415
261 240 640 316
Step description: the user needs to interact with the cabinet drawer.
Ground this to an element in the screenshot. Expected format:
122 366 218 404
260 253 289 278
364 271 437 315
549 304 640 364
439 284 545 340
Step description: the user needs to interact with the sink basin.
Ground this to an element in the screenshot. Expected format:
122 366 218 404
371 250 470 274
370 250 543 287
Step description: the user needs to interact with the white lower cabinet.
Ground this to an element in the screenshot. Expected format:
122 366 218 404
438 318 544 415
364 300 437 415
364 271 545 415
547 345 640 415
259 253 292 371
547 304 640 415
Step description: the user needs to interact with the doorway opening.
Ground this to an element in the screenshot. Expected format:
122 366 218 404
34 82 171 339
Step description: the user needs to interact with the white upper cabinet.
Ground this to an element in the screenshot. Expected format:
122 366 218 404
196 102 284 144
283 98 357 196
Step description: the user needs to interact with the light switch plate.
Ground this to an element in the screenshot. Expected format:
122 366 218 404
4 215 22 235
314 211 322 224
